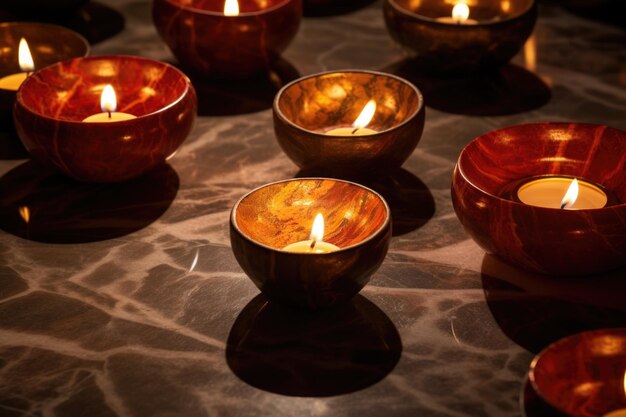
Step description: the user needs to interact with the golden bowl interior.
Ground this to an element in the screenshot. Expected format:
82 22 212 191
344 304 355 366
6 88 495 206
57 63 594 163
277 71 420 133
234 179 389 250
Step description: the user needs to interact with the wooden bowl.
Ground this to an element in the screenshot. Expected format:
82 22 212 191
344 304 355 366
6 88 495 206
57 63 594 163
230 178 391 309
273 70 425 178
530 328 626 417
384 0 537 73
451 122 626 276
153 0 302 79
14 55 197 183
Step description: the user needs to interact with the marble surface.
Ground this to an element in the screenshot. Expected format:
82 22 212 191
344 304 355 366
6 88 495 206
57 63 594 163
1 1 626 416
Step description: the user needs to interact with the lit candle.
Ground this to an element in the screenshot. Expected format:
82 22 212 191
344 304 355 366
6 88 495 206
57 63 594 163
435 2 479 25
0 38 34 91
517 177 608 209
282 212 340 253
224 0 239 16
325 99 378 136
82 84 137 123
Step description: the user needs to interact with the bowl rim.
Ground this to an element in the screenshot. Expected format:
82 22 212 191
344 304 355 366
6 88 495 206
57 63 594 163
0 21 90 62
15 54 193 124
385 0 536 26
528 327 626 417
273 69 424 140
231 177 392 254
455 121 626 211
160 0 295 17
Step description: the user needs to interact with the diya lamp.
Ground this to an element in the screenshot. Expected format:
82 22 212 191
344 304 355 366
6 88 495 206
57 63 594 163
152 0 302 79
530 328 626 417
273 70 425 178
0 22 88 125
451 122 626 276
383 0 537 72
13 55 197 183
230 178 391 309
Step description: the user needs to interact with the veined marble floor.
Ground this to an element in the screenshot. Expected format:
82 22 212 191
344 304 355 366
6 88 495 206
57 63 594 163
1 1 625 416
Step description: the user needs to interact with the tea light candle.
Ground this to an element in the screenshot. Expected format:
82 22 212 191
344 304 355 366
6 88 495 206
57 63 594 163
435 2 479 25
325 99 378 136
283 213 340 253
223 0 239 15
517 177 608 209
83 84 137 123
0 38 34 91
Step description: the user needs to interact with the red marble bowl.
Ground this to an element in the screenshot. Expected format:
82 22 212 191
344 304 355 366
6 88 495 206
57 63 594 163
153 0 302 79
451 122 626 276
14 55 197 183
383 0 537 73
230 178 391 309
273 70 425 178
529 328 626 417
0 22 89 124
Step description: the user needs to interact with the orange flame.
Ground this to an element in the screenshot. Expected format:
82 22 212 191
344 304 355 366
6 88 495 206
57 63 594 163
224 0 239 16
560 178 579 209
18 38 34 73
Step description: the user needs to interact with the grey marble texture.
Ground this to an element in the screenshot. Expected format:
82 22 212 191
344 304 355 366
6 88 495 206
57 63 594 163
1 1 626 416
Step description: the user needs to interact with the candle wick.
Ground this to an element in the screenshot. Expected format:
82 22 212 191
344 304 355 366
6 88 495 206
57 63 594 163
26 72 32 78
310 239 317 249
108 111 112 119
351 127 360 134
560 202 566 209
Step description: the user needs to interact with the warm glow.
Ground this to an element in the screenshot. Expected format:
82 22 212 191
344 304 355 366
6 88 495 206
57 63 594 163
452 2 470 23
100 84 117 113
524 35 537 72
352 99 376 131
623 371 625 396
224 0 239 16
18 38 34 73
18 206 30 224
560 178 579 209
309 213 325 243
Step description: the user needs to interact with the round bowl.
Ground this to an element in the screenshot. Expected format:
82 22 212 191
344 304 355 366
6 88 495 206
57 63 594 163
273 70 425 178
230 178 391 309
14 55 197 183
383 0 537 73
152 0 302 79
451 122 626 276
529 328 626 417
0 22 89 125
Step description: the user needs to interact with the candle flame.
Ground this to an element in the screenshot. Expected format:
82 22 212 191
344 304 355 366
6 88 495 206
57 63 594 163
224 0 239 16
100 84 117 113
452 2 470 23
18 38 34 73
309 213 325 244
352 99 376 132
560 178 579 209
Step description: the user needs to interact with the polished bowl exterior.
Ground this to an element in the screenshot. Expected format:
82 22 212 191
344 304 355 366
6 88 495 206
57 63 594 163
451 122 626 276
384 0 537 73
230 178 392 309
273 70 425 178
153 0 302 79
14 55 197 183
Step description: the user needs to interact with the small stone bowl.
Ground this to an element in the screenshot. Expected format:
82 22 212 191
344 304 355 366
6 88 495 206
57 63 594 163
529 328 626 417
153 0 302 79
273 70 425 178
230 178 391 309
0 22 89 125
14 55 197 183
383 0 537 73
451 122 626 276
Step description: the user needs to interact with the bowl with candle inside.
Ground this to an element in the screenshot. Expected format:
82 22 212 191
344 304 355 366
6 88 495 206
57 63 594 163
152 0 302 79
383 0 537 73
0 22 89 126
451 122 626 276
529 328 626 417
13 55 197 183
230 178 391 310
273 70 425 178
